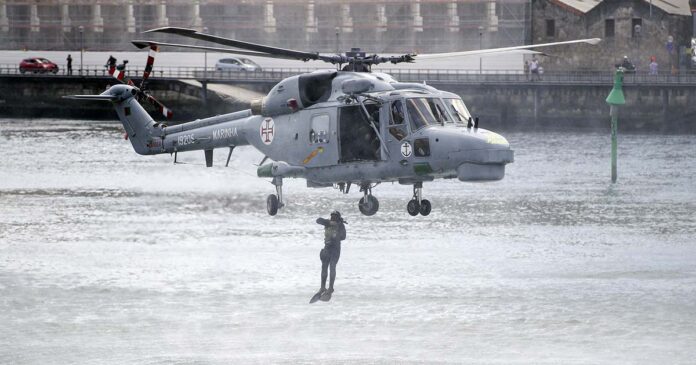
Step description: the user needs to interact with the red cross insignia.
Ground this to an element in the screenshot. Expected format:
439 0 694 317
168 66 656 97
260 118 275 145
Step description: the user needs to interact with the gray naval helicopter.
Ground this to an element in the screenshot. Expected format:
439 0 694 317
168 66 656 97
67 27 600 216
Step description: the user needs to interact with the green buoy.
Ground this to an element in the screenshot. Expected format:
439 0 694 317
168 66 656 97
606 69 625 183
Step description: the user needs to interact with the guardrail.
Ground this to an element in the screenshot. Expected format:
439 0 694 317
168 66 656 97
2 64 696 85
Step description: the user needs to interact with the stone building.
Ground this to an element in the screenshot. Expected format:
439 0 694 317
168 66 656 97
532 0 693 71
0 0 531 53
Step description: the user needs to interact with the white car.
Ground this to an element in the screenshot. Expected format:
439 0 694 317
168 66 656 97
215 57 261 72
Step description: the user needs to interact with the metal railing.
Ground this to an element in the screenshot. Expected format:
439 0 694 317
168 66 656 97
2 63 696 85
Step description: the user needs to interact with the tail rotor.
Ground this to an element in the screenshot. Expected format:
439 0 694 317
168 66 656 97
107 44 173 120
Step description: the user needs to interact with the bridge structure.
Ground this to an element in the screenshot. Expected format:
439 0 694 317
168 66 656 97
1 65 695 133
3 63 696 86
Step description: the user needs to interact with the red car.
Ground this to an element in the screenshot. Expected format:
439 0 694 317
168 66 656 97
19 57 59 74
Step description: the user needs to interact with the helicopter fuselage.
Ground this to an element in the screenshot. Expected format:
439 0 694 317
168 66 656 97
147 70 513 186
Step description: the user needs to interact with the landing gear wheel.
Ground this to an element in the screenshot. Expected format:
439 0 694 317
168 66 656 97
266 194 279 216
407 200 420 216
419 199 432 216
358 195 379 216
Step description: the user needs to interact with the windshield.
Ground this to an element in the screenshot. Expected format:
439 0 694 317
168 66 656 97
240 58 259 67
444 98 472 126
406 98 438 131
426 98 452 125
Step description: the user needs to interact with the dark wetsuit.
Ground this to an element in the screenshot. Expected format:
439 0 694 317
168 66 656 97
317 218 346 292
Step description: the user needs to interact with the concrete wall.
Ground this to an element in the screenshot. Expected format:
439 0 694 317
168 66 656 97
532 0 692 71
2 76 694 133
450 82 696 133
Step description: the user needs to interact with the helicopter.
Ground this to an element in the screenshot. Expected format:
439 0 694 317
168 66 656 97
67 27 600 217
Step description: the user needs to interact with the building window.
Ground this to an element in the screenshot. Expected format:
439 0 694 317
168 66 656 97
605 19 615 38
632 18 642 38
546 19 555 38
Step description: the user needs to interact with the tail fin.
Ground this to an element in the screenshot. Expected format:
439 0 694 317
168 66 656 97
66 84 161 155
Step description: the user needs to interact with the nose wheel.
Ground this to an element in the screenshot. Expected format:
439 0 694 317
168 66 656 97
407 183 431 216
358 184 379 216
266 177 285 216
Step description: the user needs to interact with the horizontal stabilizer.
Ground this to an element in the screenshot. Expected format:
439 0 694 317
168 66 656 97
62 95 120 101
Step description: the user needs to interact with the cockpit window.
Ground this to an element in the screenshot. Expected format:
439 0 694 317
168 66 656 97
390 100 405 125
426 98 452 125
406 98 438 131
444 98 472 126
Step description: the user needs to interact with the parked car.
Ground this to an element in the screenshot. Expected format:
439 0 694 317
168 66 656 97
215 57 261 72
19 57 59 74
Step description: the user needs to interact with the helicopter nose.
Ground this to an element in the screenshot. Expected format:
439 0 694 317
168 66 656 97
451 131 514 181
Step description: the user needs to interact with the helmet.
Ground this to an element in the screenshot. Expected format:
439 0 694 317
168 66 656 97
330 210 346 223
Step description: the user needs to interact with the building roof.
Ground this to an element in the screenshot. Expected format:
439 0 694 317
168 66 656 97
550 0 601 14
648 0 692 16
550 0 691 16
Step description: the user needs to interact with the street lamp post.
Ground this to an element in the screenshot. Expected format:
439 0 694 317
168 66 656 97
478 25 484 74
79 25 84 76
203 26 209 73
335 26 340 54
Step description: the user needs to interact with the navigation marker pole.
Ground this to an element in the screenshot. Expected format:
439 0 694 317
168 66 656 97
605 68 626 183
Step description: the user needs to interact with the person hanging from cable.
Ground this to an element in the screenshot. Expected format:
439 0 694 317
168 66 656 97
312 211 347 302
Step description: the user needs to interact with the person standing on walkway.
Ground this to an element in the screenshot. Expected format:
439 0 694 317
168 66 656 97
524 60 530 81
649 56 658 76
530 57 539 81
106 55 117 74
66 54 72 75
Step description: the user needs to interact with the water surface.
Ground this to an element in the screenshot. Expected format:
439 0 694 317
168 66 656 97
1 119 695 364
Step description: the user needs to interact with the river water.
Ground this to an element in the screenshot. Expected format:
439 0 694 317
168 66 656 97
1 118 695 364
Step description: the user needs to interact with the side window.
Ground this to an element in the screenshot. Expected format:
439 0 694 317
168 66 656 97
389 100 408 141
310 114 330 144
390 100 404 125
407 99 427 131
414 138 430 157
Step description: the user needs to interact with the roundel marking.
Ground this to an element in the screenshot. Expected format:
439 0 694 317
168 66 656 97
400 141 412 158
260 118 275 145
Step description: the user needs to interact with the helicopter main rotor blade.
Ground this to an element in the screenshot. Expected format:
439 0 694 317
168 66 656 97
132 40 299 60
415 38 601 60
144 27 326 62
